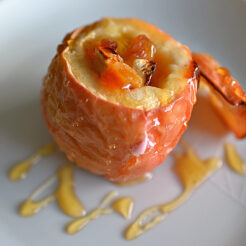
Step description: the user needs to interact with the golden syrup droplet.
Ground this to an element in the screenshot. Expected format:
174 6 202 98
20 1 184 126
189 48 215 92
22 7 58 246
9 143 56 181
66 191 117 234
19 195 55 217
225 143 245 175
112 197 134 219
125 141 222 240
56 164 85 218
113 173 152 186
173 141 222 189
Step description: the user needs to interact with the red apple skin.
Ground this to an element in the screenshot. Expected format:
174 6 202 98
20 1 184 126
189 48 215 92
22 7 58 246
193 53 246 139
41 20 198 182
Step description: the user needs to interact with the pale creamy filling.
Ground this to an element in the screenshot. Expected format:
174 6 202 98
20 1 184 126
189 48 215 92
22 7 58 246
64 17 191 110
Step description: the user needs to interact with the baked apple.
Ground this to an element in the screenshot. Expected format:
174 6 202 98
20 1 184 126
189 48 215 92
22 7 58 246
193 53 246 138
41 18 199 182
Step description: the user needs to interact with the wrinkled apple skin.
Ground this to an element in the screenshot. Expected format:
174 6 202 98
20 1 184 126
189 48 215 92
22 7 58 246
41 22 198 182
193 53 246 139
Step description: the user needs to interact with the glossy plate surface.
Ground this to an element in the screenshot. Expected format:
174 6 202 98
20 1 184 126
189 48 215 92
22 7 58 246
0 0 246 245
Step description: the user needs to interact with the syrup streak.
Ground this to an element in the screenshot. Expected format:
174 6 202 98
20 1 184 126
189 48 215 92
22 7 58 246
125 141 222 240
19 164 85 218
9 143 56 181
66 191 118 234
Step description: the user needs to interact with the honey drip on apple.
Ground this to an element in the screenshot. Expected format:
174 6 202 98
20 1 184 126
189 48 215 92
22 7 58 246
112 197 134 219
225 143 245 175
113 173 152 186
18 164 85 218
125 141 222 240
66 191 118 234
9 143 56 181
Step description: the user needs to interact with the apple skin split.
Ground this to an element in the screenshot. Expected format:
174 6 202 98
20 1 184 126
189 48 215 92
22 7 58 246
193 53 246 139
41 18 199 182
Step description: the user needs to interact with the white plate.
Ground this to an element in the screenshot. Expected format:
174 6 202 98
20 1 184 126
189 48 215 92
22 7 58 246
1 0 246 245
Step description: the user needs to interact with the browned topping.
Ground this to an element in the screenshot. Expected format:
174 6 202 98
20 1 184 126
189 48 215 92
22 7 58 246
96 40 122 63
100 39 118 54
93 39 123 75
85 36 158 89
133 59 157 86
124 35 155 66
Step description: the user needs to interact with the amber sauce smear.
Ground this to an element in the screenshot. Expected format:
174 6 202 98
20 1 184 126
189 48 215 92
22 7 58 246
19 174 57 217
17 162 85 218
9 141 224 240
56 164 85 217
66 191 118 234
112 197 134 219
225 143 245 175
19 196 55 217
125 141 222 240
9 143 56 181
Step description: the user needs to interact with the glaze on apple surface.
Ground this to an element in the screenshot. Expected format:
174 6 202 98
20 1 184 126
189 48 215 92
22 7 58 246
41 17 199 182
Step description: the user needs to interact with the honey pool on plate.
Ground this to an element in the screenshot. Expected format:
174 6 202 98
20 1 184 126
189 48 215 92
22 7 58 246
8 141 245 240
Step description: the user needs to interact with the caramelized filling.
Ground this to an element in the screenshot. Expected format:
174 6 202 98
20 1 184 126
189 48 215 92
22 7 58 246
84 34 157 90
65 18 193 110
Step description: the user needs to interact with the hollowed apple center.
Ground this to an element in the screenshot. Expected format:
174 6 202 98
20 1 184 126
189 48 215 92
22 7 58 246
84 34 170 91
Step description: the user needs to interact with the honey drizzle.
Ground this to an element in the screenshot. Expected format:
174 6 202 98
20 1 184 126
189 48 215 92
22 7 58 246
10 141 225 240
112 197 134 219
9 143 56 181
18 164 85 218
66 191 118 234
19 174 57 217
225 143 245 175
56 164 85 217
19 196 55 217
125 141 222 240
